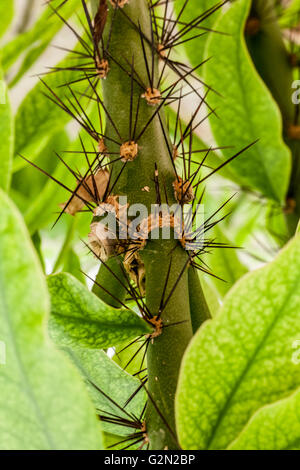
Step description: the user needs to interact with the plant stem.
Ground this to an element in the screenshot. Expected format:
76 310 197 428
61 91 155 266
92 256 128 308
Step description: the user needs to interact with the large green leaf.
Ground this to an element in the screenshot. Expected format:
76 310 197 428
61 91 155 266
203 0 291 203
176 235 300 450
14 48 86 162
63 347 146 437
229 389 300 450
0 190 102 450
0 62 14 191
0 1 14 38
48 272 152 350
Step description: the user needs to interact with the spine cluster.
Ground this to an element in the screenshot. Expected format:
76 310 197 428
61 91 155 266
31 0 248 449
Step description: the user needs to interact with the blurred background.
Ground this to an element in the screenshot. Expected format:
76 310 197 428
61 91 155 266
1 0 99 285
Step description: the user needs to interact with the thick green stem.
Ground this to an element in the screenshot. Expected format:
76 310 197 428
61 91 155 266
142 240 193 450
92 0 193 448
188 267 211 333
246 0 300 231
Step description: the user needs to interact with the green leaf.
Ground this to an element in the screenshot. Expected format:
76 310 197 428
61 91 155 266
23 102 98 233
14 48 87 162
63 347 146 436
0 190 102 450
52 217 78 273
62 248 86 284
103 432 140 450
203 0 291 203
176 235 300 450
0 1 14 38
3 0 80 73
230 194 264 246
229 388 300 450
174 0 224 69
48 272 152 350
22 145 76 233
0 64 14 191
12 130 68 197
201 278 221 317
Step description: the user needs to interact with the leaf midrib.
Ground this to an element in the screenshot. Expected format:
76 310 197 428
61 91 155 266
206 272 300 450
